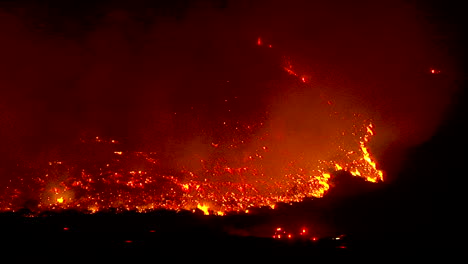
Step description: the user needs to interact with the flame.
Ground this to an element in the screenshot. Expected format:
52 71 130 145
197 204 210 215
359 124 384 182
334 164 343 171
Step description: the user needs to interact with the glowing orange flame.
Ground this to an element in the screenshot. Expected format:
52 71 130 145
197 204 210 215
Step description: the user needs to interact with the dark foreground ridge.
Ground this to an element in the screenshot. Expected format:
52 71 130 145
0 209 439 258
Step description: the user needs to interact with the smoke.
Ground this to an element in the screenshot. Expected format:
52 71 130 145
0 0 459 185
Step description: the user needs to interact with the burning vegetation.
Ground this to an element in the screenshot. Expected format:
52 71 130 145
0 37 384 214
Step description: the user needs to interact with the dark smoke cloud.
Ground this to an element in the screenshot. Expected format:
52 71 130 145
0 0 459 184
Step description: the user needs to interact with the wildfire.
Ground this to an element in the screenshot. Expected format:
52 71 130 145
0 37 384 214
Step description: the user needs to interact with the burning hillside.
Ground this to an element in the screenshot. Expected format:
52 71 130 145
0 40 383 213
0 0 457 218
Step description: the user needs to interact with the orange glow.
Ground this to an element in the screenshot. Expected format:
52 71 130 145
56 197 64 203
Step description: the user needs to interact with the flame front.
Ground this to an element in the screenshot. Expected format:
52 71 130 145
0 119 383 214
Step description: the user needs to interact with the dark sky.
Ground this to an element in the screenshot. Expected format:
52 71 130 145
0 0 464 187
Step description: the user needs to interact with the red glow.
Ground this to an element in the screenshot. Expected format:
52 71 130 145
257 37 262 46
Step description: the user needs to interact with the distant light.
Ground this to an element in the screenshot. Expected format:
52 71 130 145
312 237 317 241
149 230 156 233
268 44 272 48
63 227 69 231
57 197 64 203
125 240 133 243
257 37 262 46
276 227 282 231
288 234 292 239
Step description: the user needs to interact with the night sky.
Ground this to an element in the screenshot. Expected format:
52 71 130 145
0 0 466 244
